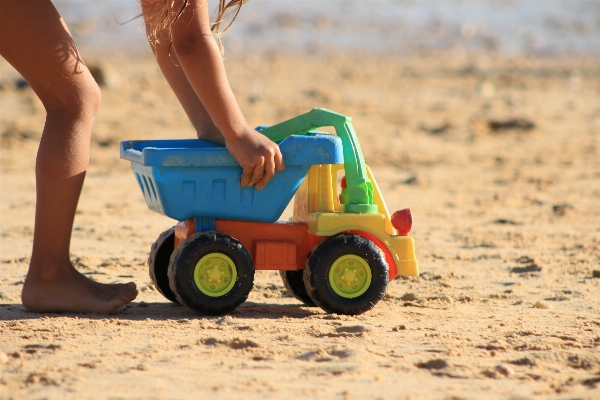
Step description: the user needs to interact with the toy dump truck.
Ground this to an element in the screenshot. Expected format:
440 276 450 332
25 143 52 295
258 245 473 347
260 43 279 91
120 108 418 316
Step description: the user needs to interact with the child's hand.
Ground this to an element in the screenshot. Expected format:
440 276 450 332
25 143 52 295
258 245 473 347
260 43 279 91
226 128 285 190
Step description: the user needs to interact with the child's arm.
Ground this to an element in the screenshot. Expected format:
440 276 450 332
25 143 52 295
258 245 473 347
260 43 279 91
142 0 284 190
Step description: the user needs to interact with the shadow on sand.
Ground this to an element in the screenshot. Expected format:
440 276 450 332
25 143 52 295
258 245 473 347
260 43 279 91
0 300 323 322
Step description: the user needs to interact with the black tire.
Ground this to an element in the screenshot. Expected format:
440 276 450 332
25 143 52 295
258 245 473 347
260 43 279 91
168 231 254 315
279 270 316 306
304 234 389 315
148 227 179 303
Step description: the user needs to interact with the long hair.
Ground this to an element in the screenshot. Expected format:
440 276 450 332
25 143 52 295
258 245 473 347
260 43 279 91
143 0 246 55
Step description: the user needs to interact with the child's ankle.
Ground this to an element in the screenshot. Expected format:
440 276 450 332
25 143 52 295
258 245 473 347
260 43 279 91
27 257 74 282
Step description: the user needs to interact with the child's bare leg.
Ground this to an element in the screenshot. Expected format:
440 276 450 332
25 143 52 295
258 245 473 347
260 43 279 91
0 1 137 313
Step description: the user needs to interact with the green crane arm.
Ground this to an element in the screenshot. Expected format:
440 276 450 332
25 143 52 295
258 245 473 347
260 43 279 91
259 108 377 214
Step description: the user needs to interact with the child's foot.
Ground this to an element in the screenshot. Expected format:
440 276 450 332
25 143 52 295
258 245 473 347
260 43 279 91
22 263 138 313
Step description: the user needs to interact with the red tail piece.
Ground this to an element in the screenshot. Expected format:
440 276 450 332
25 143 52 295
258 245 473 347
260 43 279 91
391 208 412 236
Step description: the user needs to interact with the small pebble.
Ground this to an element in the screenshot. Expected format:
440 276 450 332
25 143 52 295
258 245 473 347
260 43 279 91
0 291 8 299
495 363 515 377
0 351 8 365
592 270 600 278
392 325 407 331
416 359 448 370
441 295 454 304
534 300 552 309
400 293 422 302
15 78 30 90
88 65 107 87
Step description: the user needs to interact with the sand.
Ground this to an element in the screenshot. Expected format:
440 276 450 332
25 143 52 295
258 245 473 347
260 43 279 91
1 50 600 399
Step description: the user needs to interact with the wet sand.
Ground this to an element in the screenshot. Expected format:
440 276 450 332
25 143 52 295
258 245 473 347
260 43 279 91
1 50 600 399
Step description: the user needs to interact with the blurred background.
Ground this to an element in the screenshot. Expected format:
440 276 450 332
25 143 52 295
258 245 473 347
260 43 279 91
2 0 599 260
57 0 600 56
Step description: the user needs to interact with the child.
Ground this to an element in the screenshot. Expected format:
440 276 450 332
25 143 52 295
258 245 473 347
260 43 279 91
0 0 283 313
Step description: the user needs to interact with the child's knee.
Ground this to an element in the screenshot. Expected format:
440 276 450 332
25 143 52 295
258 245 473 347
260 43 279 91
82 75 102 115
44 72 101 119
72 72 101 116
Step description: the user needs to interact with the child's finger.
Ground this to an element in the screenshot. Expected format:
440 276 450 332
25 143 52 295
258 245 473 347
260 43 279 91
274 148 285 172
240 165 254 187
256 156 276 190
247 159 265 187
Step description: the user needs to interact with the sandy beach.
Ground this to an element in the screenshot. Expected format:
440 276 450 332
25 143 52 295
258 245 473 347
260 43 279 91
1 49 600 399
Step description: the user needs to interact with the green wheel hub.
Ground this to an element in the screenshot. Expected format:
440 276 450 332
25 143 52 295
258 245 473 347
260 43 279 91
193 253 237 297
328 255 372 298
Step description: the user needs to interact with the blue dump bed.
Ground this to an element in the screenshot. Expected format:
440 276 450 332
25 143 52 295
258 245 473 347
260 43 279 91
120 133 343 222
